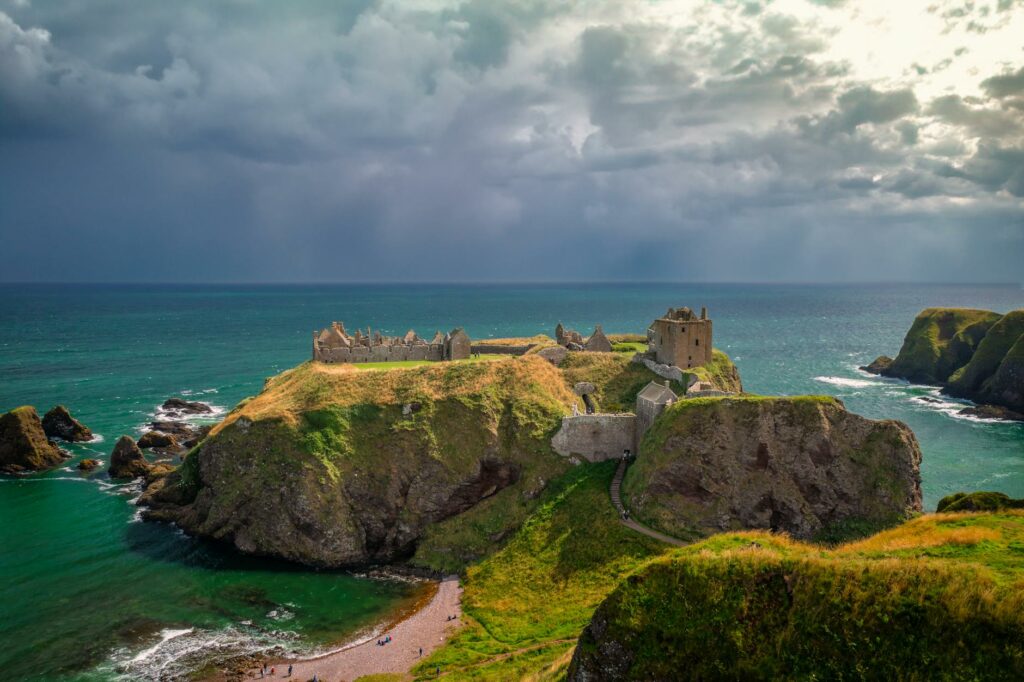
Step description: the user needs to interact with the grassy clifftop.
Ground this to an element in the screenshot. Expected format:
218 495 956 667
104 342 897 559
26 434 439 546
885 307 1002 384
569 512 1024 680
148 356 582 567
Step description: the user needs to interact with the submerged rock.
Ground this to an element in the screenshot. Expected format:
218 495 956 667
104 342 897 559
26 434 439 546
41 405 93 442
162 398 213 415
108 436 151 479
958 404 1024 421
77 458 101 471
623 396 922 541
0 406 67 473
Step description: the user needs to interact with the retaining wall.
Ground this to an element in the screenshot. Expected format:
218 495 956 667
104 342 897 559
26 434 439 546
551 414 637 462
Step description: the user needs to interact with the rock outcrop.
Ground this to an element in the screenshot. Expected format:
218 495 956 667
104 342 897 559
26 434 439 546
872 307 1024 419
860 355 893 375
41 405 93 442
138 431 178 450
0 406 67 473
162 398 213 415
937 491 1024 512
142 357 577 567
623 396 922 541
77 458 101 471
108 436 152 479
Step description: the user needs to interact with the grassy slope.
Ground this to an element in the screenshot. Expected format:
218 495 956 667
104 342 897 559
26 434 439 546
560 353 688 412
887 307 1002 384
683 348 743 393
412 462 668 681
947 309 1024 394
573 512 1024 680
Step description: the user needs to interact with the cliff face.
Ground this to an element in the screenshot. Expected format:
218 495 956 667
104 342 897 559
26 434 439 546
873 308 1024 415
623 396 922 541
0 406 66 473
884 308 1001 384
568 513 1024 681
142 357 576 567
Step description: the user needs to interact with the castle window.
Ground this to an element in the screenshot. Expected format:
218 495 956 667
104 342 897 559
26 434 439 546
695 338 699 346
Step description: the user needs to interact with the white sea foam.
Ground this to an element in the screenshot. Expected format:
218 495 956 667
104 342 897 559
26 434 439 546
130 628 194 664
813 376 877 389
112 624 298 681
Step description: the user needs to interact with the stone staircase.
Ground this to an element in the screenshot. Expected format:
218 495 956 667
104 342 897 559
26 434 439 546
611 457 686 547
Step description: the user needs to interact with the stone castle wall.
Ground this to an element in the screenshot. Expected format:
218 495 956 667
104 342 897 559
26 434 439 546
314 344 445 363
551 414 637 462
469 343 536 356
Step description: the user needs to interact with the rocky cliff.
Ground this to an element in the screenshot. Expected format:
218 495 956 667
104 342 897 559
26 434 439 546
0 406 67 473
568 511 1024 680
622 396 922 541
865 307 1024 417
142 356 577 567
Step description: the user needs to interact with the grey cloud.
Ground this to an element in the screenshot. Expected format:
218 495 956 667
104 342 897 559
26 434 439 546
0 1 1021 284
928 94 1023 138
982 66 1024 98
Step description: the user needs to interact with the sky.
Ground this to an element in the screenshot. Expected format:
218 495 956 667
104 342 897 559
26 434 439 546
1 0 1022 283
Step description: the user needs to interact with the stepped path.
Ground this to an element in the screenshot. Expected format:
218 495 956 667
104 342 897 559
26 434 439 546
611 457 686 547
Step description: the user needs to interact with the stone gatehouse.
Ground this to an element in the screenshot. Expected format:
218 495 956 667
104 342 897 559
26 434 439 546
313 321 471 363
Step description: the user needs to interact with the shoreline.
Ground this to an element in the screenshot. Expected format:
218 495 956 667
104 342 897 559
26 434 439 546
249 575 462 681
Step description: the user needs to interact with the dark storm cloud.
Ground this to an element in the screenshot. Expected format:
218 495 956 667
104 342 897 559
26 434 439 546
0 0 1022 283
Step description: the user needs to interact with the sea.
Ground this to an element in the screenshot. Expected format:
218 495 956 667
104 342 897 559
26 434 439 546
2 282 1023 680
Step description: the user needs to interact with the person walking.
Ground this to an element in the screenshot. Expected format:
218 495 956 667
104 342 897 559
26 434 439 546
287 664 293 677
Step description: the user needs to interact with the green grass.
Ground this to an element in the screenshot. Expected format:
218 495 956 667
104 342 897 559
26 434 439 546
559 352 688 412
682 348 743 393
570 513 1024 680
612 341 648 353
354 354 507 370
412 462 669 680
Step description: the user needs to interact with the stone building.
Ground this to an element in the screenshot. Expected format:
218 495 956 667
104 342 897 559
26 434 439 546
312 321 471 363
648 306 712 369
555 323 612 352
635 380 677 448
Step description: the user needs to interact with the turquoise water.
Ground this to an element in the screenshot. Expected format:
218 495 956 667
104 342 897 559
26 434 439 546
2 283 1023 680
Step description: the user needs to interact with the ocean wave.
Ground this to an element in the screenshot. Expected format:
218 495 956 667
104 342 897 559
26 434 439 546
813 376 878 389
106 624 299 681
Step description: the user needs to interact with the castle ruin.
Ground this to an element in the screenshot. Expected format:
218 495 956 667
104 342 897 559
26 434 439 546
555 323 612 353
313 321 471 363
647 306 712 369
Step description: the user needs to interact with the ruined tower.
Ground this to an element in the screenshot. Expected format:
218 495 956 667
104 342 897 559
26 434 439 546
647 306 713 369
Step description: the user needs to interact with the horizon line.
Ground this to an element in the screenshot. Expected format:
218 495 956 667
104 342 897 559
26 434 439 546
0 280 1021 288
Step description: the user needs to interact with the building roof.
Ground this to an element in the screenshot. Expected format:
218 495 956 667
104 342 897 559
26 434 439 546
637 380 677 404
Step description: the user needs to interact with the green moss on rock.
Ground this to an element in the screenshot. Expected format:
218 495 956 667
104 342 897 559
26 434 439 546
623 396 921 541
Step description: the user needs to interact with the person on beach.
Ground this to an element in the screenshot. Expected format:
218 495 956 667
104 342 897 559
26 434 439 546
287 663 292 677
419 646 423 657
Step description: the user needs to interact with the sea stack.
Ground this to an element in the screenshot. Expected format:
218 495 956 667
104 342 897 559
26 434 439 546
42 405 93 442
1 406 67 473
107 436 151 479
